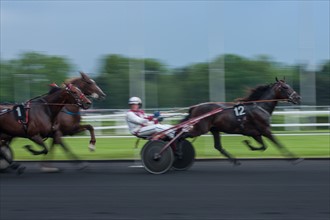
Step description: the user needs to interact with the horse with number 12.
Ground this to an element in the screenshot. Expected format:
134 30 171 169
180 77 303 165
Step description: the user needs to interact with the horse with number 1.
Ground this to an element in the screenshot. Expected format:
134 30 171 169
0 83 92 173
0 72 106 172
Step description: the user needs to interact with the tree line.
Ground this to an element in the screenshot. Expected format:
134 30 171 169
1 52 329 109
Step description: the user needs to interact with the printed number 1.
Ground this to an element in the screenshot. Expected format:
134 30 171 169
234 105 245 116
16 107 22 117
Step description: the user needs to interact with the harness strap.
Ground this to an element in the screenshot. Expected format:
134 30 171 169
61 107 81 116
243 103 271 135
39 98 53 120
256 105 271 117
0 109 11 116
233 104 247 131
16 102 31 133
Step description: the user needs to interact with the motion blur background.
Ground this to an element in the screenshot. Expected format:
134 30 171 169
1 1 329 109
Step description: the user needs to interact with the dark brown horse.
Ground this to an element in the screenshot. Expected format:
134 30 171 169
43 72 106 163
0 84 92 171
181 78 302 165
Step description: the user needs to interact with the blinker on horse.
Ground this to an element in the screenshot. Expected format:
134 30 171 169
181 78 302 165
0 83 92 156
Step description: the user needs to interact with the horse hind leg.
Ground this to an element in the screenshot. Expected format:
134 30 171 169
53 134 88 170
264 133 303 164
243 135 267 151
1 138 27 172
60 143 88 170
211 130 241 166
24 136 48 155
53 134 80 161
0 145 25 174
39 139 61 173
24 145 48 155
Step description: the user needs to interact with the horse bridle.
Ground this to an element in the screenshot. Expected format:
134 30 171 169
65 84 89 108
83 78 103 99
274 81 297 102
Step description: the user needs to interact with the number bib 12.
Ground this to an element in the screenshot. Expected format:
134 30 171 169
233 104 246 118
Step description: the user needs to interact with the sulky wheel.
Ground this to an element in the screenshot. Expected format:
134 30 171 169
172 139 195 171
0 145 14 171
141 140 174 174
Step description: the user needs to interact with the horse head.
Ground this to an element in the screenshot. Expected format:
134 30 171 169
64 83 92 109
274 77 301 104
66 72 106 100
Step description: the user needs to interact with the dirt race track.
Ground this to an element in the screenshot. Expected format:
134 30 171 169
0 159 329 220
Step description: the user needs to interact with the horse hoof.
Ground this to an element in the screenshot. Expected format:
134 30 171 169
16 166 26 175
88 144 95 151
40 166 60 173
77 162 89 170
233 161 241 166
292 158 304 165
10 163 20 170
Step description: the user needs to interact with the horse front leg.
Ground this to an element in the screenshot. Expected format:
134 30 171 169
211 129 240 166
264 132 303 164
73 124 96 151
243 135 267 151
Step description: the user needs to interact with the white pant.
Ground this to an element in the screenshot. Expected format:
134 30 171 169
136 124 174 138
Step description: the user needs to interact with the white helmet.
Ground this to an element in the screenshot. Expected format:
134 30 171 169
128 97 142 105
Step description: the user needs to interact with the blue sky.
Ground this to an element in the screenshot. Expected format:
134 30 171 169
1 0 329 74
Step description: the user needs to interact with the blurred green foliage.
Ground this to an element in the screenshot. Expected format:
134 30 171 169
0 52 71 103
1 52 329 107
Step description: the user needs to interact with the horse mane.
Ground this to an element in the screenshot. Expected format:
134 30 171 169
65 77 79 84
48 86 62 94
236 83 273 102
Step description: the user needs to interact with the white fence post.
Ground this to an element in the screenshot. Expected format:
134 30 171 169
284 108 300 131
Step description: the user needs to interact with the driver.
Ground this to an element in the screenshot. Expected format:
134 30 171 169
125 97 174 139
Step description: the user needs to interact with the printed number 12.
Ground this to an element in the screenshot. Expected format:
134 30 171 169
234 106 245 116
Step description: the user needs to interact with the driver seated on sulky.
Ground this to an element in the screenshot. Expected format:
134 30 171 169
125 97 174 139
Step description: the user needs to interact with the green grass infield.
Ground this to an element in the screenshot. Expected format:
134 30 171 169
8 133 330 161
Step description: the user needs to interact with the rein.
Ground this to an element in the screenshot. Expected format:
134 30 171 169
162 98 289 114
30 103 80 106
0 109 12 117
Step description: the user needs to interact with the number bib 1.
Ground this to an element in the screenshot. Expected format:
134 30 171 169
13 105 26 122
233 104 246 119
